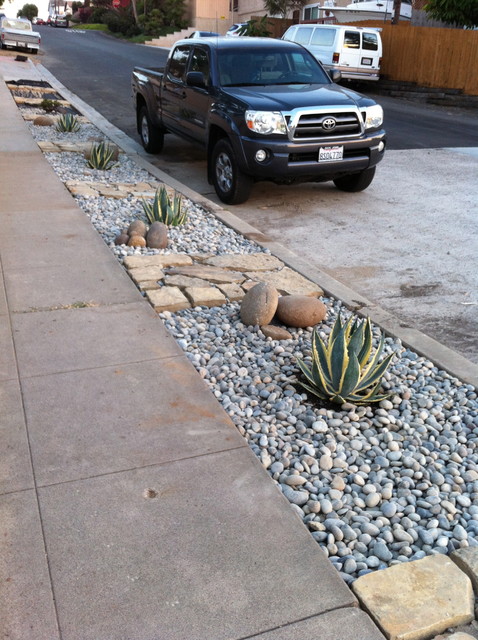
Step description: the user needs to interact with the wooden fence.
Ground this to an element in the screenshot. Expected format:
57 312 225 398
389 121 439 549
379 25 478 95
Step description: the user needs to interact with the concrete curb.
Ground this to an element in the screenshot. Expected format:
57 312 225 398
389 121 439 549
36 63 478 388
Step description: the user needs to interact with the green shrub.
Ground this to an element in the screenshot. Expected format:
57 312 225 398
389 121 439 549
86 141 118 170
103 9 140 36
56 113 81 132
142 186 186 226
297 315 394 405
41 98 61 113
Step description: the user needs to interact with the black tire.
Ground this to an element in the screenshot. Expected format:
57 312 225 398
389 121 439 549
333 167 376 193
211 138 252 205
138 105 164 154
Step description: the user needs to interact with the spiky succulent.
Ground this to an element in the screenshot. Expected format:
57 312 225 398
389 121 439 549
297 315 394 405
142 186 187 226
56 113 81 133
86 141 118 171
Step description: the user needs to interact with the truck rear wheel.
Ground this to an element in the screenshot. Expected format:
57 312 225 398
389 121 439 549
333 167 376 192
139 105 164 154
211 138 252 205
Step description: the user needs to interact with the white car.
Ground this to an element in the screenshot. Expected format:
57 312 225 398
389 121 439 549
226 23 248 36
0 17 40 53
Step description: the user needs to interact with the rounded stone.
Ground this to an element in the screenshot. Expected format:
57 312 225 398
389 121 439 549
260 325 293 341
33 115 54 126
127 235 147 247
128 219 148 238
240 282 279 327
146 221 168 249
275 294 327 328
114 233 129 246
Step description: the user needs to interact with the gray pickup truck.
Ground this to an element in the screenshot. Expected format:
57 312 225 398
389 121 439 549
132 37 386 204
0 17 40 54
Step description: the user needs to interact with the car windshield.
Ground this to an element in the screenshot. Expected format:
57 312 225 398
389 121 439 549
2 18 32 30
218 48 330 86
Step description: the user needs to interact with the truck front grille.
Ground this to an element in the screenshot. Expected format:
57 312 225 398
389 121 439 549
287 107 363 142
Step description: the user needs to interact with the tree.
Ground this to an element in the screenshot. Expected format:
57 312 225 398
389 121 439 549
263 0 306 19
424 0 478 27
17 3 38 19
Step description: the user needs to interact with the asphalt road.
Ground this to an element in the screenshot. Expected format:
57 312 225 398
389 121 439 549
36 27 478 364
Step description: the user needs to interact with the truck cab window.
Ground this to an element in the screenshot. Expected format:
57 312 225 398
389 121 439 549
190 48 210 85
167 46 190 81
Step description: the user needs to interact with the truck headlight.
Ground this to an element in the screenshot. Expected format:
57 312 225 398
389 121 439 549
364 104 383 130
245 110 287 135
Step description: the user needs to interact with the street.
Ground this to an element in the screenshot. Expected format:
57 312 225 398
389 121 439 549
35 27 478 363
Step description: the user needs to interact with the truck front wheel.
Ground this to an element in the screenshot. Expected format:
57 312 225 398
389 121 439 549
139 105 164 154
211 139 252 205
333 167 376 193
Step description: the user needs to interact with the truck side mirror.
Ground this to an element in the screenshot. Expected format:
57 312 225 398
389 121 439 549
186 71 207 88
329 69 342 83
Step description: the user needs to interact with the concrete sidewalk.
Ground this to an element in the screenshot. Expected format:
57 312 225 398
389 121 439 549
0 57 386 639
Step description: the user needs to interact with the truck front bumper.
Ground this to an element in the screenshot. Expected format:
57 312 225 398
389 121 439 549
235 130 386 182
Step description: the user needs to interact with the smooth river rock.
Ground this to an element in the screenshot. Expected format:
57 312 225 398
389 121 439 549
240 282 279 326
275 294 327 328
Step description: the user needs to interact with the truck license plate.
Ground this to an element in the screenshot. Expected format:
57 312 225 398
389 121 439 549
319 146 343 162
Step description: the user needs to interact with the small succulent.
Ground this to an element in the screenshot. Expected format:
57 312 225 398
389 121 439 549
41 98 61 113
56 113 81 133
142 186 187 226
86 141 118 171
297 315 394 405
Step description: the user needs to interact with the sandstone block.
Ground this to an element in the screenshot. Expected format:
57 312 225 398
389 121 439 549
184 287 227 308
129 266 164 285
204 254 283 272
217 283 245 302
124 254 193 270
240 282 279 326
260 325 293 340
98 187 124 199
146 222 168 249
167 265 245 284
146 287 190 312
244 267 323 297
352 554 474 640
275 294 327 328
451 547 478 592
164 275 209 289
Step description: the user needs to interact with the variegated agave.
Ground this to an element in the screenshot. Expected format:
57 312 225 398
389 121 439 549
56 113 81 133
297 315 394 405
142 186 187 226
87 141 118 170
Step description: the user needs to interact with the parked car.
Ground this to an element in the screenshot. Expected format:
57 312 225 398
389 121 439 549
0 16 40 53
49 14 68 27
187 31 220 38
132 37 385 204
32 17 46 25
282 24 382 81
226 22 248 36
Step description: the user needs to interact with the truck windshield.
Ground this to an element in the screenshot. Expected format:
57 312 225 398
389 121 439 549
218 49 330 86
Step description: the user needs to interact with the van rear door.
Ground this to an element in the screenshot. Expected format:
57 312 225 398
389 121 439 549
339 29 381 80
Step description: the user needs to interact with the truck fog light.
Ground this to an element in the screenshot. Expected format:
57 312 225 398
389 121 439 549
255 149 268 163
378 141 385 152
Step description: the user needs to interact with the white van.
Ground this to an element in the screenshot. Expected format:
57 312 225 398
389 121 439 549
282 24 382 81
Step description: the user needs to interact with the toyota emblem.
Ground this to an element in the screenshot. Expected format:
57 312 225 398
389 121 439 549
322 117 336 131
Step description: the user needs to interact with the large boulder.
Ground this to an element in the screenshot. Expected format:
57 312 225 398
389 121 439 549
275 294 327 328
240 282 278 326
146 221 168 249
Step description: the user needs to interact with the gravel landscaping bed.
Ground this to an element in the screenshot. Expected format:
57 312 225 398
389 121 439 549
19 102 478 584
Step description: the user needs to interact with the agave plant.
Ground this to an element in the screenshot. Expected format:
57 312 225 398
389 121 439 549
142 186 187 226
86 141 118 171
297 315 394 405
56 113 81 133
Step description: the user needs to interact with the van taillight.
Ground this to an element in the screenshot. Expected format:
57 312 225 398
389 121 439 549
333 52 340 64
